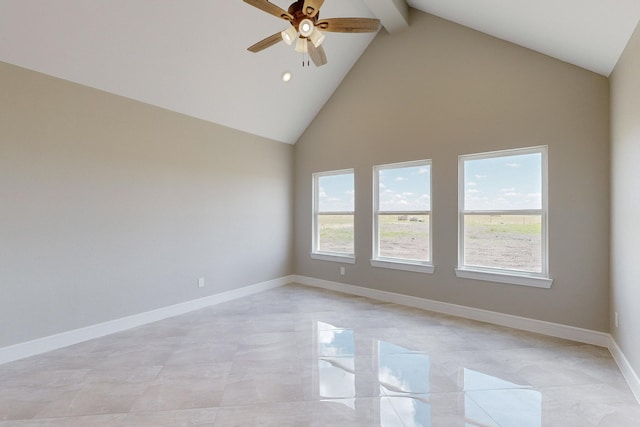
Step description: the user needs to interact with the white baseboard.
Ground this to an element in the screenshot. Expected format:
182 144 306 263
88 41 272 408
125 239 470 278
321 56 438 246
3 273 639 406
294 275 610 347
608 336 640 404
0 275 294 365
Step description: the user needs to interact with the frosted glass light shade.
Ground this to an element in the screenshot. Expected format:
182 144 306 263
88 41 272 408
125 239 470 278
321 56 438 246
309 28 325 47
295 37 308 53
299 19 314 37
281 26 298 45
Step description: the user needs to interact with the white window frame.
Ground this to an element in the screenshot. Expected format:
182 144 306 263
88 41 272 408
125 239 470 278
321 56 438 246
455 146 552 288
371 160 434 274
311 169 356 264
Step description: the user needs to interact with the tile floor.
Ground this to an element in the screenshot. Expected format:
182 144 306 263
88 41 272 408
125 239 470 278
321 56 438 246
0 283 639 426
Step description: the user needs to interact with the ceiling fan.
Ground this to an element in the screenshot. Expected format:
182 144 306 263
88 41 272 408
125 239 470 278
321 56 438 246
243 0 380 67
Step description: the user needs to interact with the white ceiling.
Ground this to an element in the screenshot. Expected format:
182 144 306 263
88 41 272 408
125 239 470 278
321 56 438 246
0 0 378 145
408 0 640 76
1 1 639 145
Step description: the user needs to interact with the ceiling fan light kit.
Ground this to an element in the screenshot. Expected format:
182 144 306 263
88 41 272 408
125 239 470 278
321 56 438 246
299 18 315 37
281 25 298 45
243 0 380 67
309 28 325 47
295 37 308 53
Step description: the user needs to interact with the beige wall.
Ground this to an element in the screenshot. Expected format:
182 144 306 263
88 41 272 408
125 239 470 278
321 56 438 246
294 10 611 331
611 21 640 378
0 62 294 348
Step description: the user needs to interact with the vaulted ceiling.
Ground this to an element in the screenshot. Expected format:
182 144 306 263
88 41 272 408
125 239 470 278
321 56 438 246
1 1 639 144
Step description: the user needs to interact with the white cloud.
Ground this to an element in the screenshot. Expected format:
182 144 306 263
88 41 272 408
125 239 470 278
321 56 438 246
506 162 520 168
395 176 406 182
467 181 477 187
465 196 489 204
380 186 430 210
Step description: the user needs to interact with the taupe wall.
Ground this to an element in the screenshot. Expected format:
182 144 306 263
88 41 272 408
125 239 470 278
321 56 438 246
611 21 640 378
294 10 611 331
0 62 293 348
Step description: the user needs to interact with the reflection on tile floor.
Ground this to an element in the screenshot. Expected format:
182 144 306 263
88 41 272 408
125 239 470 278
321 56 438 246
1 283 639 426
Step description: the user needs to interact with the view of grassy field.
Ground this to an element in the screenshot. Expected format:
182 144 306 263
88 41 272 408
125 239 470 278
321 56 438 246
378 214 429 261
464 214 542 272
318 215 354 253
317 214 429 260
317 214 541 272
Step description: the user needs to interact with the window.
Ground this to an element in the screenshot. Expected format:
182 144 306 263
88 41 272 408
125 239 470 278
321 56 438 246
372 160 433 273
311 169 355 263
456 146 552 288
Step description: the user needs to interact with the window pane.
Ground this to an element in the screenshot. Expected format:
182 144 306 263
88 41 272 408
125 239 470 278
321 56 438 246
378 214 429 261
464 153 541 211
463 214 542 272
379 165 430 212
318 173 354 212
318 214 354 253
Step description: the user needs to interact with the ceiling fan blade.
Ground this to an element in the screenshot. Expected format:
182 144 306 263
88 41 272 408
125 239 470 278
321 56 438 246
308 42 328 67
316 17 381 33
247 32 283 53
243 0 294 21
303 0 325 18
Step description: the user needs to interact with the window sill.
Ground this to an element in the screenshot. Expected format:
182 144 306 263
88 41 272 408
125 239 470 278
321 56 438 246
310 253 356 264
371 259 435 274
454 268 553 288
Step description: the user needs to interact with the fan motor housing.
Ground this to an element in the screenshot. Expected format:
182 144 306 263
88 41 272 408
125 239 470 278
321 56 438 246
288 0 319 29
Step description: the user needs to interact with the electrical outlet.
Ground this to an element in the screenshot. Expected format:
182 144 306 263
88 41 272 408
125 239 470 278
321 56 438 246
615 312 619 328
340 267 345 276
198 277 205 288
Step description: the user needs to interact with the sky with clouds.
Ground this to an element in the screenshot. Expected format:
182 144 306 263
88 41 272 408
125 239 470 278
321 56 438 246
378 164 431 212
317 153 540 213
464 152 542 211
317 173 354 212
